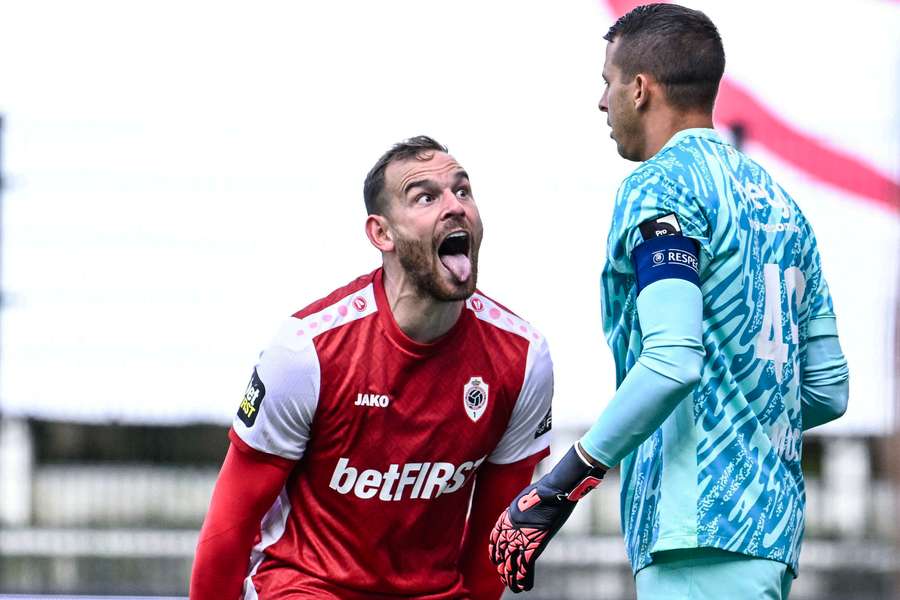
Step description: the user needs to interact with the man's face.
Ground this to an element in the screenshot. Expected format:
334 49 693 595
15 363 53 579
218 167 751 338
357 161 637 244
598 39 644 161
382 151 483 301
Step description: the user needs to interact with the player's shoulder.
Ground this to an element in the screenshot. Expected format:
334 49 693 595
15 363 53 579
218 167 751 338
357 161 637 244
269 270 380 352
619 160 668 192
465 290 548 354
293 270 378 319
615 156 687 210
623 128 726 192
613 160 689 232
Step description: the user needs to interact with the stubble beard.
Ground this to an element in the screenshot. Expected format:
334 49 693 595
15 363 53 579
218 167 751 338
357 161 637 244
612 117 642 162
394 234 479 302
611 93 645 162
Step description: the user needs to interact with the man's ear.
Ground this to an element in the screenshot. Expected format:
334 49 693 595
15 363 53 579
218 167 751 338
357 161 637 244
365 214 394 253
633 73 651 111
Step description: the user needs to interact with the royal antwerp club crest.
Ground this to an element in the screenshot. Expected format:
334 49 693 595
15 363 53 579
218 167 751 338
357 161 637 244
463 377 489 422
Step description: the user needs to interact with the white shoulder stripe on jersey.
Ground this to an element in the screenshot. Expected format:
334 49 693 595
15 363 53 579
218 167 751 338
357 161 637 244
487 331 553 464
467 293 552 465
466 293 544 344
272 283 378 351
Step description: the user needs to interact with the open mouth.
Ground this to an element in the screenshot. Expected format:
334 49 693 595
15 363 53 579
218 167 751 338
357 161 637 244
437 231 472 283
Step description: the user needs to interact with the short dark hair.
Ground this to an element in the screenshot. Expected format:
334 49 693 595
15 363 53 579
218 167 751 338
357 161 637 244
363 135 448 215
604 3 725 112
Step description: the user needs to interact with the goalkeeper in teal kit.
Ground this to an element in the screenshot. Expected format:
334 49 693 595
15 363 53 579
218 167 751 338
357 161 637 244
489 4 849 599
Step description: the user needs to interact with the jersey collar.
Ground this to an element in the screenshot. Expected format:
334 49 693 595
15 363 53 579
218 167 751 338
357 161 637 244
373 268 471 357
657 128 724 156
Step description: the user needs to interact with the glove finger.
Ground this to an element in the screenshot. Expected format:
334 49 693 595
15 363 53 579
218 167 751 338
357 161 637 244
506 545 524 594
488 524 502 565
516 528 547 592
497 530 523 593
519 553 535 592
492 528 515 587
489 509 513 567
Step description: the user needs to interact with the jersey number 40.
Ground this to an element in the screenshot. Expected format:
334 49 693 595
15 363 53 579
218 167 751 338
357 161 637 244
755 264 807 384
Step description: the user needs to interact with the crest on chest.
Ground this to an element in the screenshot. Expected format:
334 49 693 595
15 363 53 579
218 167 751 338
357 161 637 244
463 377 489 422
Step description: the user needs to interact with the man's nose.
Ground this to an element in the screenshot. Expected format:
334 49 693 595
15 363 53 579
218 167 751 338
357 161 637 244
441 190 466 217
598 89 608 112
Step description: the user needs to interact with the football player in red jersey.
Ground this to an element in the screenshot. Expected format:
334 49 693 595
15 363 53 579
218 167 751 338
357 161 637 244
190 136 555 599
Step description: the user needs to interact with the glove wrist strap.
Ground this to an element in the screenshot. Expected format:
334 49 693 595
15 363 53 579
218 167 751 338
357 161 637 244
546 446 606 502
574 442 604 469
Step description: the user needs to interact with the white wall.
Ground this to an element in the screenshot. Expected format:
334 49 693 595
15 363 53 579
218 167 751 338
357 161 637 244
0 0 896 433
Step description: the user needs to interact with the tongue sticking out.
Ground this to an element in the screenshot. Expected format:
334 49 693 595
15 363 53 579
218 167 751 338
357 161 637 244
440 254 471 283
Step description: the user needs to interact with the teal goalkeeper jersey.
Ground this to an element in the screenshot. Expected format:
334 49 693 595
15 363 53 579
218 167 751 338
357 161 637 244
601 128 838 575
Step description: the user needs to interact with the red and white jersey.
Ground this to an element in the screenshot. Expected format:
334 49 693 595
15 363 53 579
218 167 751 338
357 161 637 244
231 268 553 599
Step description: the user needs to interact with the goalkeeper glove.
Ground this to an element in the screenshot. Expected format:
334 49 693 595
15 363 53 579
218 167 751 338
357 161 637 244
488 445 605 593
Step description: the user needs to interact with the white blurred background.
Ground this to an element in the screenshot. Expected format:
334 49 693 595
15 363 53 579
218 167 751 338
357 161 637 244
0 1 897 598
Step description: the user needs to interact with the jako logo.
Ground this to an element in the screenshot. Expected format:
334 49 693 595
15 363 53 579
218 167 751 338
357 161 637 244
329 456 486 501
354 393 390 407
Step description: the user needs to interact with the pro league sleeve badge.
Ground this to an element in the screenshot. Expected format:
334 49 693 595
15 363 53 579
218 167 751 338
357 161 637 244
638 212 682 240
238 368 266 427
632 212 700 294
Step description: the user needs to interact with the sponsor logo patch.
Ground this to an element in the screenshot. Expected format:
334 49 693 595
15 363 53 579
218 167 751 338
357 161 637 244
354 393 390 408
534 407 552 438
638 213 682 240
463 377 489 422
237 368 266 427
329 455 486 501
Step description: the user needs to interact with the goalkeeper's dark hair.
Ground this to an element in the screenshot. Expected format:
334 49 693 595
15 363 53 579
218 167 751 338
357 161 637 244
604 3 725 113
364 136 449 216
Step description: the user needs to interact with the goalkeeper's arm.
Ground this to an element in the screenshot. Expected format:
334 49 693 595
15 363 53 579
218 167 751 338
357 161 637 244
490 276 704 592
579 277 704 466
800 334 849 431
190 434 295 600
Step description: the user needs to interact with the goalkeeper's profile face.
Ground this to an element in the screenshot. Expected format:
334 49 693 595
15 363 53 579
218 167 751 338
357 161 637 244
598 38 644 162
372 150 483 302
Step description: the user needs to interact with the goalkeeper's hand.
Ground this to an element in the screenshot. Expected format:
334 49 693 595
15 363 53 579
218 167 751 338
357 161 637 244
488 444 605 593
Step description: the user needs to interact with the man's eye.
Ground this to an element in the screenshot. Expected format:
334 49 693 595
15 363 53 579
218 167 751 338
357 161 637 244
455 188 470 199
416 194 434 204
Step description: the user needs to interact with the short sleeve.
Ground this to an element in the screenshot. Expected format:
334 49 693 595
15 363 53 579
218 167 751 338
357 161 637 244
607 167 711 278
231 339 321 461
488 336 554 465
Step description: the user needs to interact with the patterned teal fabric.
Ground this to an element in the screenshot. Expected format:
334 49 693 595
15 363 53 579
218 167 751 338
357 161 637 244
602 128 837 575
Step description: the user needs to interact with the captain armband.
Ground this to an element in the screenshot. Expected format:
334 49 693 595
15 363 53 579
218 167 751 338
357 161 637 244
631 213 701 294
